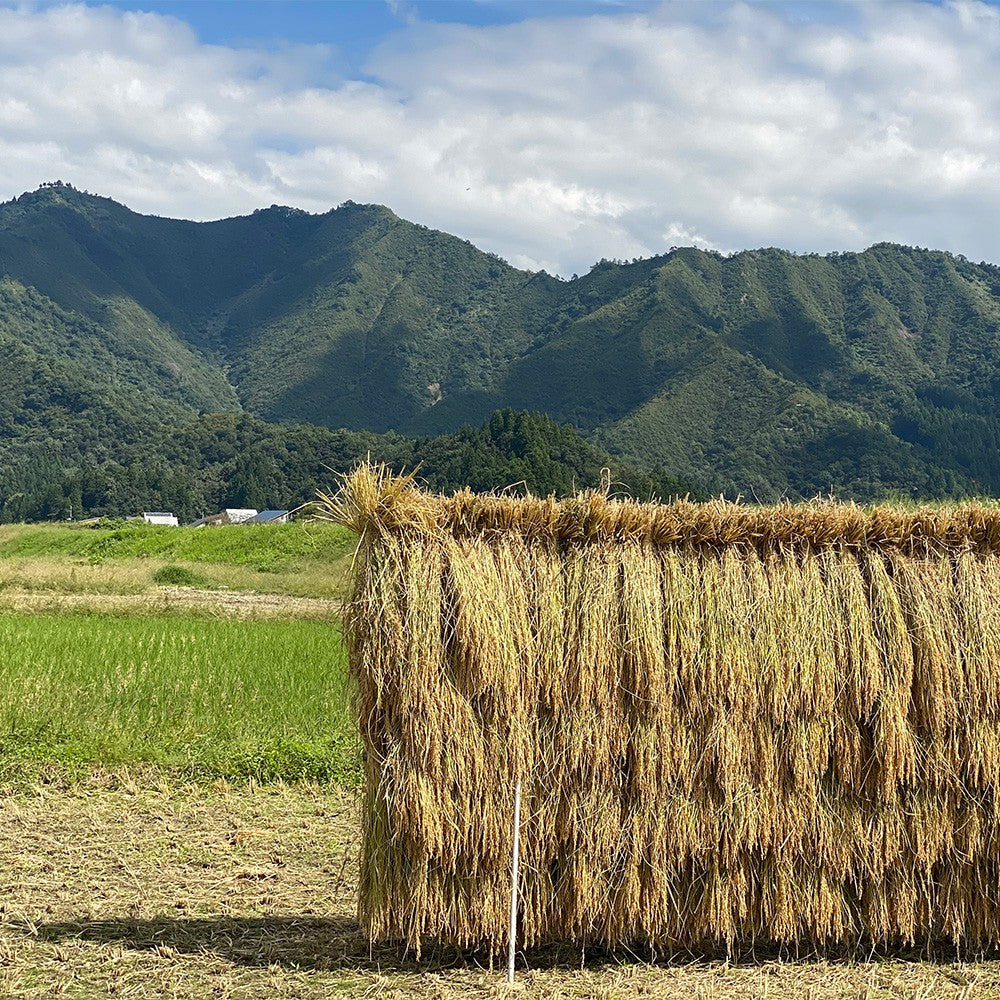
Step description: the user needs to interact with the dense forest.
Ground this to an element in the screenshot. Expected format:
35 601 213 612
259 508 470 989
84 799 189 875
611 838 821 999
3 181 1000 516
0 410 699 523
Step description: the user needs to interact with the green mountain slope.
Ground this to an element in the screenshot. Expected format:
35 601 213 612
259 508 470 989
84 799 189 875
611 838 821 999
0 276 211 460
4 181 1000 503
222 203 562 431
433 247 1000 496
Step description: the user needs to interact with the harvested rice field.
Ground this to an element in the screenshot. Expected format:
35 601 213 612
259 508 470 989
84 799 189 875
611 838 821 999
8 495 1000 997
1 773 999 1000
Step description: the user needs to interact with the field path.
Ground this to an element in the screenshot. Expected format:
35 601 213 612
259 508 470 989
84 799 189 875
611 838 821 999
0 586 342 619
1 777 997 998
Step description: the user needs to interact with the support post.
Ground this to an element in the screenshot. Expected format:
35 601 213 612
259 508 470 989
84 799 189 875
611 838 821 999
507 778 522 985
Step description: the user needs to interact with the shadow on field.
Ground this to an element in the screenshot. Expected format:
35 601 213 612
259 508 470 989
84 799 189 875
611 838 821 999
30 914 736 973
33 915 469 972
32 915 1000 974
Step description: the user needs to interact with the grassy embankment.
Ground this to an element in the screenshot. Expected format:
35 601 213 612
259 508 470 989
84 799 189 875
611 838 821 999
0 520 360 784
0 519 357 599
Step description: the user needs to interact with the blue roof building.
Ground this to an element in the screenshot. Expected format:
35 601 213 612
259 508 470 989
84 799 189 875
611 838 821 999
248 510 291 524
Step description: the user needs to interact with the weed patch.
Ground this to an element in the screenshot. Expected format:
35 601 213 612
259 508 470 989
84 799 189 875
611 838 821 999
152 564 207 587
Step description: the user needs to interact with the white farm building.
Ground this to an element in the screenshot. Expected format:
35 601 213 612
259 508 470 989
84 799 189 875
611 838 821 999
141 512 179 526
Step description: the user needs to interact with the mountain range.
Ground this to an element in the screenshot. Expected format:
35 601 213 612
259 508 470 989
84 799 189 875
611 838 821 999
3 180 1000 517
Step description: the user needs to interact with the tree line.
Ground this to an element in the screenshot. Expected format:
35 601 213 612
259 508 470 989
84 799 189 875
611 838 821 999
0 410 703 524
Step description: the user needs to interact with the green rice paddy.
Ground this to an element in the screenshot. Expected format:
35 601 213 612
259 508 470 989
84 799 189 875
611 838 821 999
0 610 359 784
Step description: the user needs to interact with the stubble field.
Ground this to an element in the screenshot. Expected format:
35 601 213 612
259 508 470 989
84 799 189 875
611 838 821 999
2 777 997 999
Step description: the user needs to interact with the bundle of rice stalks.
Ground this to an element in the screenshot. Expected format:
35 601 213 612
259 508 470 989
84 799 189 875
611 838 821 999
321 464 1000 955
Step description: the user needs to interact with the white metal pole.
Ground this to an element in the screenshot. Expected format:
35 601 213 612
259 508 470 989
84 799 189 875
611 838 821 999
507 778 522 985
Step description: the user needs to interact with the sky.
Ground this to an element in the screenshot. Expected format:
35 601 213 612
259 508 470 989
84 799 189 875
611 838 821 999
1 0 1000 274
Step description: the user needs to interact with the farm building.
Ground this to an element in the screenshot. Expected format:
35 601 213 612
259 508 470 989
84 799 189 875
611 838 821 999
222 507 258 524
190 508 259 527
248 509 291 524
325 464 1000 956
140 511 178 526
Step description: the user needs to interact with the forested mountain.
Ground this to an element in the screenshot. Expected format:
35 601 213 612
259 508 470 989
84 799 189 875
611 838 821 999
3 180 1000 515
3 409 696 524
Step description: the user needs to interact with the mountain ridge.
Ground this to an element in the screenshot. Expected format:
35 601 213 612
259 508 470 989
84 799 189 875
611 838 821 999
4 181 1000 508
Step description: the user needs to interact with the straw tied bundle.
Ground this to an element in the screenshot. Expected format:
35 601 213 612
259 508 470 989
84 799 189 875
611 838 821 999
323 465 1000 955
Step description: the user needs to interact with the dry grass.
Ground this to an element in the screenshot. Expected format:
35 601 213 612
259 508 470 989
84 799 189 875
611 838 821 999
321 465 1000 955
0 554 350 604
0 557 156 596
0 537 345 621
0 585 341 620
317 464 1000 552
1 775 999 998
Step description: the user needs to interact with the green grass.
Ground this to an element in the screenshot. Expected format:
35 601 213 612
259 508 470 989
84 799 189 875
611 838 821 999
0 520 355 570
0 520 357 598
0 610 359 784
151 563 209 586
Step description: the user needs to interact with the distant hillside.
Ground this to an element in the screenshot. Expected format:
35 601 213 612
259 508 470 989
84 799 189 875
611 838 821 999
4 181 1000 504
0 410 696 524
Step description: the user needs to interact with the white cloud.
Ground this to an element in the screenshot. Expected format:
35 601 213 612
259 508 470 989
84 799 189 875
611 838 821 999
0 1 999 274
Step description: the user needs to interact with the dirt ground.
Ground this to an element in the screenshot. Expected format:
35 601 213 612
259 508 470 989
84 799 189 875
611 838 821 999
0 587 341 620
2 775 1000 999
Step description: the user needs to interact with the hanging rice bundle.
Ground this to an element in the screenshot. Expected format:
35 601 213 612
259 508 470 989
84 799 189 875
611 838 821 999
319 465 1000 954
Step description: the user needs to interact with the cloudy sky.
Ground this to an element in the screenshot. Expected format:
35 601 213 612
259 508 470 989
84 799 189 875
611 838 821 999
1 0 999 274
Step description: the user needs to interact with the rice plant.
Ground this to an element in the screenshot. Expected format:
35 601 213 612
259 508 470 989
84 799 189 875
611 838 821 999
325 463 1000 954
0 611 358 783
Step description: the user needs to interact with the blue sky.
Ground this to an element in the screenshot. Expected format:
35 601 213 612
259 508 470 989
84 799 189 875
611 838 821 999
4 0 1000 273
99 1 661 71
90 0 952 55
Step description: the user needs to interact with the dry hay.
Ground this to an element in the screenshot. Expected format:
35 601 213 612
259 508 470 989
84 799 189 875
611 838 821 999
320 465 1000 956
